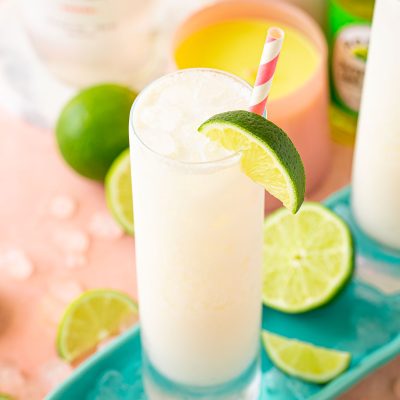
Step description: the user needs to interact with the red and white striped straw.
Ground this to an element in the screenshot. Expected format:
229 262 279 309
249 27 284 118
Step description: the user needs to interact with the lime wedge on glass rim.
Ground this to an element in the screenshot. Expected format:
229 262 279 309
263 202 354 313
57 289 138 363
198 110 305 213
262 331 351 384
105 149 134 235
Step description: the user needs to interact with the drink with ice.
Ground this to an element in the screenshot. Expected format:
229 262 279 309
130 69 264 397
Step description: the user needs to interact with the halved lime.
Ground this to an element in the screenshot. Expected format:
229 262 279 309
105 149 134 235
198 110 305 213
57 289 138 363
262 331 351 384
263 202 353 313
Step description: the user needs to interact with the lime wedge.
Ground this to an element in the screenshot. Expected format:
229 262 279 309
262 331 351 384
57 289 138 363
0 395 14 400
105 149 134 235
263 202 353 313
198 110 305 213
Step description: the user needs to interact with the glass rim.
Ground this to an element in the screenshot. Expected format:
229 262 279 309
129 68 251 167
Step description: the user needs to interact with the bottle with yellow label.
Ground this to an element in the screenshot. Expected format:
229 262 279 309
328 0 375 145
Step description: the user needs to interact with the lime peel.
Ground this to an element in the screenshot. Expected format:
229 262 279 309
56 84 137 181
198 110 305 213
262 331 351 384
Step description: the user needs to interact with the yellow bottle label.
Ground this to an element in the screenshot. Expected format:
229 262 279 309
175 19 319 101
332 24 370 112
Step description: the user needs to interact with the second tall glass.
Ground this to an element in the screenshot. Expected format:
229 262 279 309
352 0 400 250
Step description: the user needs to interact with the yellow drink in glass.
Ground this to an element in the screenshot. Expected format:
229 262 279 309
174 19 319 102
172 0 331 204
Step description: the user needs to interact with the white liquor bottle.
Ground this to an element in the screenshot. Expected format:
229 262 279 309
16 0 160 89
352 0 400 249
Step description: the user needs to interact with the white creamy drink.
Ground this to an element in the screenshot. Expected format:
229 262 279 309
130 69 264 389
352 0 400 249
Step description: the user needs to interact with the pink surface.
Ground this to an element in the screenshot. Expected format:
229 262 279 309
0 110 137 393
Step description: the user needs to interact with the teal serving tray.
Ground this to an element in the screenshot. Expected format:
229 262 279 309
47 186 400 400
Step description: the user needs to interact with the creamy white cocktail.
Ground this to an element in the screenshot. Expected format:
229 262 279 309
130 69 264 392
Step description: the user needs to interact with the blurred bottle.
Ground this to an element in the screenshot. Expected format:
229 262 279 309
328 0 375 145
16 0 162 90
154 0 216 33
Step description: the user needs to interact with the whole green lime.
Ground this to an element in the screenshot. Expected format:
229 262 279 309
56 84 137 181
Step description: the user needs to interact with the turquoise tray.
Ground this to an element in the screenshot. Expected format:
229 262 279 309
47 186 400 400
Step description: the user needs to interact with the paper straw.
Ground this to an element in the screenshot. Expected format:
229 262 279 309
249 27 284 117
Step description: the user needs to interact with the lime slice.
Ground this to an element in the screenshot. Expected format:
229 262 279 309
263 202 353 313
198 110 305 213
105 149 134 235
262 331 351 384
57 289 138 363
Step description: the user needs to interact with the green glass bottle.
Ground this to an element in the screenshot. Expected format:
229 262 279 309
328 0 375 145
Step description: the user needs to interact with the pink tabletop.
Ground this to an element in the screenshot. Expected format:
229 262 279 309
0 108 398 398
0 110 137 397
